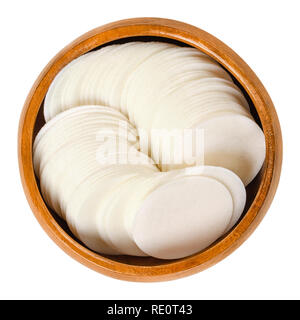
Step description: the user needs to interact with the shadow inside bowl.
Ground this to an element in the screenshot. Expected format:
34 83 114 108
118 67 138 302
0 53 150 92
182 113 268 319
32 36 265 267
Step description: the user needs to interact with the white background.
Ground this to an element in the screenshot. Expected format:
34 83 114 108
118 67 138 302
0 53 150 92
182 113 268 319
0 0 298 300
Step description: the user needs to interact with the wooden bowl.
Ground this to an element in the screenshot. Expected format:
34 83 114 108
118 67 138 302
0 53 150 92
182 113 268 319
18 18 282 282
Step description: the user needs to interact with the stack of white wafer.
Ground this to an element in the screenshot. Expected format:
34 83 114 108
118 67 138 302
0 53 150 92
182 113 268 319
33 42 265 259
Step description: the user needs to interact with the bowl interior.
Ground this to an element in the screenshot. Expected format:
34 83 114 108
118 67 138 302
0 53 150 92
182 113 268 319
32 35 265 267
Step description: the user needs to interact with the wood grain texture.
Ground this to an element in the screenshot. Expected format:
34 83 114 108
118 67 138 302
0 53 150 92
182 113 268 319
18 17 282 282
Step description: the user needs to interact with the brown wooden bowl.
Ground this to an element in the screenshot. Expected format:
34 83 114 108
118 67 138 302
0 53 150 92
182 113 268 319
18 17 282 282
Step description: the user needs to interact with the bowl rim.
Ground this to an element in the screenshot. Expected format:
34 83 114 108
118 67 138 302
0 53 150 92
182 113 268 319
18 17 282 282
